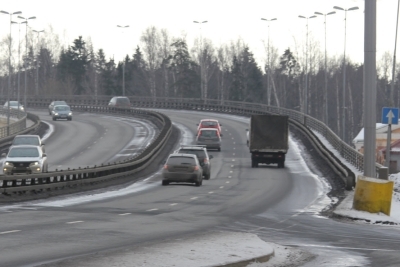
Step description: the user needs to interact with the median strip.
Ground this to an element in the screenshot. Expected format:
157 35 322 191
0 230 21 235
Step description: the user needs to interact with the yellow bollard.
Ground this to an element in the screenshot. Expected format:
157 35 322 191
353 175 394 216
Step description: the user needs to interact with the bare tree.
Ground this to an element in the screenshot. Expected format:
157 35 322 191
140 26 162 99
159 28 172 97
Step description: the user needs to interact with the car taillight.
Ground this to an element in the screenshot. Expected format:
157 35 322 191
163 165 168 169
194 166 199 171
204 159 208 164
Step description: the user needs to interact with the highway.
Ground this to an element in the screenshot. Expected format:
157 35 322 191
0 109 400 266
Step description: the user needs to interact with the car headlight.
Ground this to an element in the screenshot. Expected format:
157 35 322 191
4 162 13 166
68 112 72 115
54 113 59 115
29 162 39 166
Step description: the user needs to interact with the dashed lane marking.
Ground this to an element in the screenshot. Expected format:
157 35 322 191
170 203 178 206
220 186 224 189
0 230 20 235
146 208 158 212
231 165 234 167
230 171 233 173
226 181 230 184
190 197 198 200
119 213 131 216
232 159 235 162
233 153 235 156
66 221 84 224
228 176 232 178
208 191 214 194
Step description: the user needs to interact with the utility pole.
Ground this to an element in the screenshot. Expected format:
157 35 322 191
261 18 277 106
33 29 44 96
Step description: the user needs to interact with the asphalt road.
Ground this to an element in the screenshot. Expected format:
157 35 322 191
0 109 400 267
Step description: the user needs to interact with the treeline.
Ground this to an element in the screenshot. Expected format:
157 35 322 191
0 25 398 143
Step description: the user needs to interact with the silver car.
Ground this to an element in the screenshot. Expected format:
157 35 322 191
48 100 68 115
162 154 203 186
52 105 72 121
2 145 48 175
176 145 213 180
11 135 45 152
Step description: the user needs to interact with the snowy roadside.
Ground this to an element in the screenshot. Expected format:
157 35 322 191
312 130 400 224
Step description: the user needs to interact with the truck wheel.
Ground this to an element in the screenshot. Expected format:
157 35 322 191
162 180 169 186
278 161 285 168
251 160 258 168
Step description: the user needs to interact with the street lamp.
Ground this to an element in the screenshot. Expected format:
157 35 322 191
314 11 336 124
1 10 22 136
11 20 25 118
193 20 208 101
33 29 44 96
261 18 277 106
18 15 36 109
117 25 129 96
333 5 359 142
298 15 317 115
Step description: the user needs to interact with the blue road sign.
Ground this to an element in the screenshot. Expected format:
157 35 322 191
382 107 399 124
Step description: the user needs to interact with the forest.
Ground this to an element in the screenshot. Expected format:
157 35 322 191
0 25 398 144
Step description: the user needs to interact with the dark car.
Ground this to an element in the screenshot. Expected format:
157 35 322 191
51 105 72 121
108 96 131 107
196 128 221 151
49 101 68 115
162 153 203 186
176 145 213 180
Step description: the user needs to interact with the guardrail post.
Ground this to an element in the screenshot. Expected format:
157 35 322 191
378 167 389 180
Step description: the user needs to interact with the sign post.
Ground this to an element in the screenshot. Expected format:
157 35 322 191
382 107 399 172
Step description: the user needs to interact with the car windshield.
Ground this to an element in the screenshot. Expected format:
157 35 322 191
202 121 218 126
8 147 39 158
55 106 70 111
54 101 67 105
13 137 40 146
178 149 205 158
200 130 218 137
117 98 130 104
8 101 19 107
167 156 196 165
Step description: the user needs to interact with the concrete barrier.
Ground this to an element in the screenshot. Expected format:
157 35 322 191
353 175 394 215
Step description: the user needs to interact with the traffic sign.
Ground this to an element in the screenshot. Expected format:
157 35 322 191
382 107 399 125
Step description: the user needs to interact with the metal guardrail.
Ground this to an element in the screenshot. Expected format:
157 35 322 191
0 107 28 138
0 95 381 193
19 95 381 175
0 106 172 193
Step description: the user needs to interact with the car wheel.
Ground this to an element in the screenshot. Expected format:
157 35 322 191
52 117 56 121
218 147 221 152
204 173 210 180
162 180 169 186
195 180 201 187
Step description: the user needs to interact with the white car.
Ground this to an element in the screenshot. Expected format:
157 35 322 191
2 145 48 175
3 101 24 111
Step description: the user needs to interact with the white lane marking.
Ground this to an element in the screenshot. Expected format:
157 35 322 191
228 176 232 178
220 186 224 189
209 192 214 194
285 243 397 252
232 138 234 140
233 148 236 150
119 213 131 216
233 142 236 144
87 147 91 149
231 165 234 167
226 181 230 184
190 197 198 200
0 230 21 235
170 203 178 206
146 208 158 212
233 153 235 156
93 141 97 144
230 171 233 173
66 221 84 224
232 159 235 161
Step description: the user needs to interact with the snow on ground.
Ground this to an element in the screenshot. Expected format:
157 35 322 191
313 130 400 225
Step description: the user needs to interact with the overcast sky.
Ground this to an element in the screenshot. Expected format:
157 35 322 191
0 0 397 68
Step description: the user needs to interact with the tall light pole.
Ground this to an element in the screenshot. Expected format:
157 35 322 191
261 18 277 106
314 11 336 124
391 0 400 108
11 20 24 118
193 20 208 101
33 29 44 96
298 15 317 115
18 15 36 109
117 25 129 96
1 10 22 135
333 5 359 142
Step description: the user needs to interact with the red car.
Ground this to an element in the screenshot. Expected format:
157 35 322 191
197 119 223 136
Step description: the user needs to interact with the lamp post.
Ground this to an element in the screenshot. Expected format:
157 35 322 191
11 20 24 118
18 15 36 109
391 0 400 108
333 5 359 142
1 10 22 135
298 15 317 115
193 20 208 101
33 29 44 96
117 25 129 96
314 11 336 124
261 18 277 106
